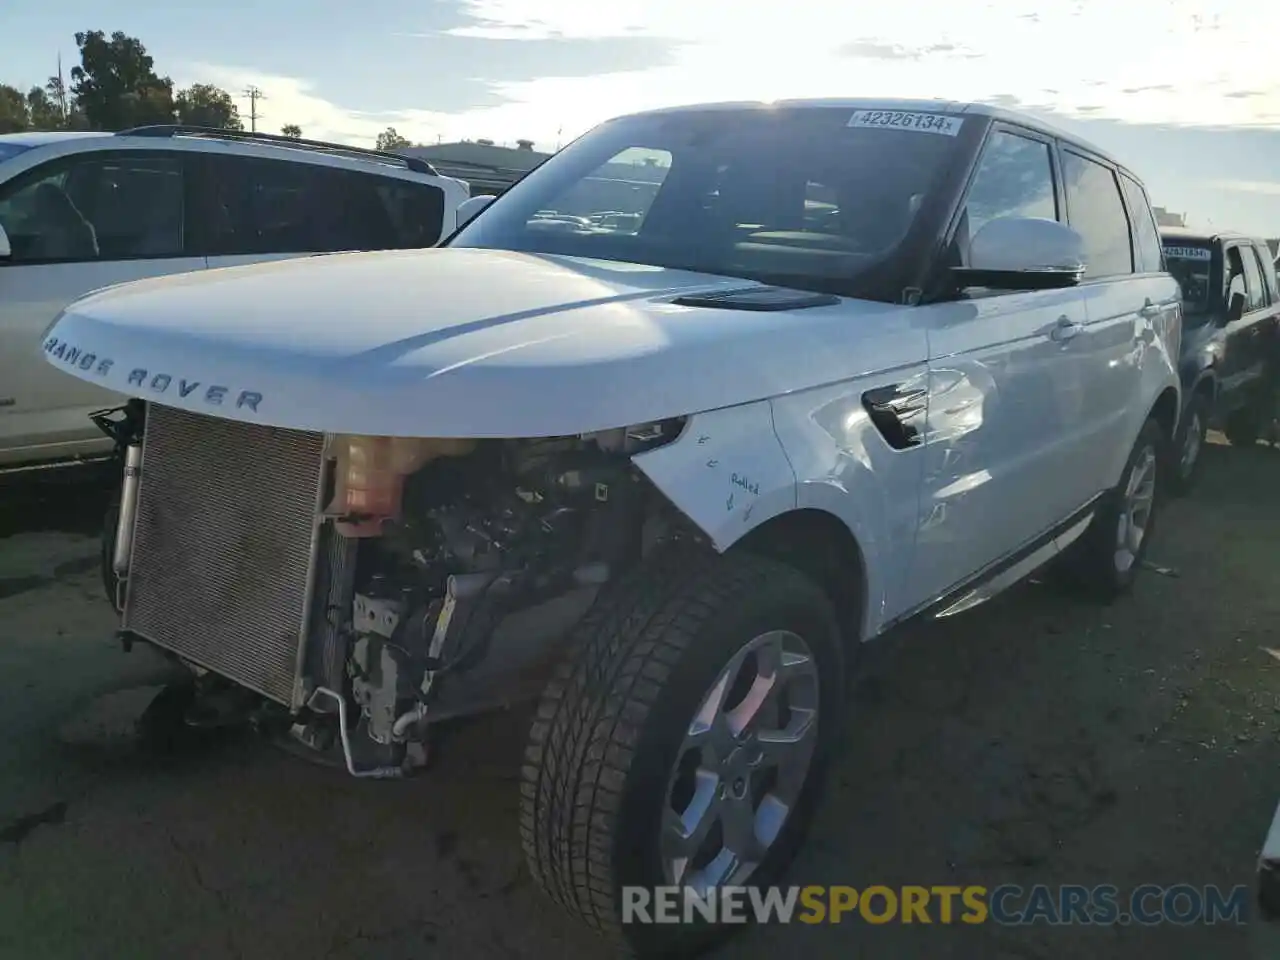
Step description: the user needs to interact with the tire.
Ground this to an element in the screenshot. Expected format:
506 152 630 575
519 549 846 958
1059 417 1162 601
1167 390 1209 496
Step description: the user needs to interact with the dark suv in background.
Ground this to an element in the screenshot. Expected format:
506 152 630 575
1160 228 1280 491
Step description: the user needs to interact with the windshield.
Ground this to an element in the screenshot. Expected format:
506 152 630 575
1162 242 1213 318
450 107 967 296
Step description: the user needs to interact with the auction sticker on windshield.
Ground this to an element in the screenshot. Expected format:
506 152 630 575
847 110 961 136
1164 246 1212 261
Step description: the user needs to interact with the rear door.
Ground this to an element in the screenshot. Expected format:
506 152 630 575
1062 151 1176 494
0 149 206 465
194 155 448 271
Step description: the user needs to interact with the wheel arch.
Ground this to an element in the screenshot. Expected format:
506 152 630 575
1189 369 1218 404
1150 384 1180 444
730 507 869 648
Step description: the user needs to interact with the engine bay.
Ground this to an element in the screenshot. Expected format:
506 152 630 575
97 401 692 776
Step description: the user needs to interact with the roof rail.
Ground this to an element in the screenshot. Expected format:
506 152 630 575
113 124 440 176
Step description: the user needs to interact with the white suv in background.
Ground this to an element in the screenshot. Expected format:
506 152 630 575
0 126 469 468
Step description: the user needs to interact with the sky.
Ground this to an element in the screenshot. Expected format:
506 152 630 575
5 0 1280 234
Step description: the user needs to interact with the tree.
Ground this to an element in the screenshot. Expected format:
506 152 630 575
375 126 410 151
45 74 88 129
280 123 302 138
0 84 28 133
27 87 64 129
70 30 175 130
175 83 242 130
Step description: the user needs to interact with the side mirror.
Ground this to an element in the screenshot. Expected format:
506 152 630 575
0 222 11 259
1226 291 1246 324
455 194 496 230
951 217 1086 292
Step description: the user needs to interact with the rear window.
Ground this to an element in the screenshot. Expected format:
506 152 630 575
1162 241 1213 316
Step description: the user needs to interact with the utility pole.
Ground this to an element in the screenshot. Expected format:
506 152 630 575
242 85 266 132
54 52 67 122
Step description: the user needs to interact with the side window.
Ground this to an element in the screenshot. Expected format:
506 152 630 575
369 177 445 248
1225 245 1250 310
0 152 185 263
1249 245 1274 306
203 156 413 256
1119 174 1163 273
960 130 1057 244
1240 245 1265 311
1062 151 1134 279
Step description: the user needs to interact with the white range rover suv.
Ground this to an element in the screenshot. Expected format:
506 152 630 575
0 125 469 468
40 99 1180 956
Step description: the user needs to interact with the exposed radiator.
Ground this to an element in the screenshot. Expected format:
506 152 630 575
123 404 327 706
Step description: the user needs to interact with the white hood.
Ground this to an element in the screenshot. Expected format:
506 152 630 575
40 247 908 438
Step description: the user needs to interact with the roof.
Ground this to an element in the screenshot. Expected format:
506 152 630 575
402 141 550 195
0 131 104 147
404 141 549 172
1160 226 1254 245
614 97 1128 173
0 128 465 189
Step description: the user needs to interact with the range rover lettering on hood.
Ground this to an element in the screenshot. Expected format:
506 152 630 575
42 336 264 412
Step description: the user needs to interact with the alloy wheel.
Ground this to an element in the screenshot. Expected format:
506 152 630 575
661 630 820 895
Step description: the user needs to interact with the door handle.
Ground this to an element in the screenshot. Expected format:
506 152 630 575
1140 300 1162 319
1050 315 1081 342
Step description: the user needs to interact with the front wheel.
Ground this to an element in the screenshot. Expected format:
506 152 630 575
1059 416 1162 601
519 550 846 957
1168 391 1209 496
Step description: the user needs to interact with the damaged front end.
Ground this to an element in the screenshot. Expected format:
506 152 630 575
98 402 694 776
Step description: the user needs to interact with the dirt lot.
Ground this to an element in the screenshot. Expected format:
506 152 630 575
1 441 1280 960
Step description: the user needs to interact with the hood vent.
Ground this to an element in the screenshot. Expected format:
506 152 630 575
671 286 841 312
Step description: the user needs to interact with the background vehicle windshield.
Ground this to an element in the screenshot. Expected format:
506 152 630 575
450 106 966 295
1162 241 1213 319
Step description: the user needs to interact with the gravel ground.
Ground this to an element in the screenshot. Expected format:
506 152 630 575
1 440 1279 959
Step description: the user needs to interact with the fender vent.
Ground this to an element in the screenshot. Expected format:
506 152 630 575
862 384 927 450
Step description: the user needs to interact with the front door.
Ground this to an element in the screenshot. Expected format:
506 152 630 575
907 126 1088 607
0 150 206 465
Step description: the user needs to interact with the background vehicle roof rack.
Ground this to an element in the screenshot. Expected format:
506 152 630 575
114 124 440 176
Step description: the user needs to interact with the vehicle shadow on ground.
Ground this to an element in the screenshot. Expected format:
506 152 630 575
0 462 115 540
2 440 1279 960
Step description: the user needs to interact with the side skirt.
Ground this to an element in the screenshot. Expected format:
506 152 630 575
884 494 1103 630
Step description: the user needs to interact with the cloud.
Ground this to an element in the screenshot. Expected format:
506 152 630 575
440 0 1280 133
837 38 983 61
837 40 917 61
1209 179 1280 196
188 0 1280 151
